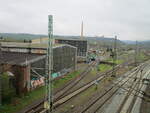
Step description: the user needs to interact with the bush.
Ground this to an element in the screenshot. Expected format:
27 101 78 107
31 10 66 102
1 73 16 104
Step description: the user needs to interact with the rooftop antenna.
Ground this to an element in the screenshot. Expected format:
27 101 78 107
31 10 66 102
81 21 84 40
44 15 53 112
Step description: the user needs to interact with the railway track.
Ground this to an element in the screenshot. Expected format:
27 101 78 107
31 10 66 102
19 61 97 113
34 61 133 113
78 61 149 113
54 61 97 101
76 67 141 113
20 60 136 113
117 64 150 113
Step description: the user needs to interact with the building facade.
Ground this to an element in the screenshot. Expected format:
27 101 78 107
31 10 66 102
55 39 88 57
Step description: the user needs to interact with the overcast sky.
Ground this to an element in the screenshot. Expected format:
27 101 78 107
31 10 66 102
0 0 150 41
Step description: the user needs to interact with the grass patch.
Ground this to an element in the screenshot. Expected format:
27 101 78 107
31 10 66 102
90 68 97 75
53 71 81 89
0 86 45 113
137 53 149 61
98 64 112 72
106 58 123 64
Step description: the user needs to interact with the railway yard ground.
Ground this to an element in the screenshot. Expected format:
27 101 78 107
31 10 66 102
1 1 150 113
0 63 87 113
0 51 150 113
53 63 132 113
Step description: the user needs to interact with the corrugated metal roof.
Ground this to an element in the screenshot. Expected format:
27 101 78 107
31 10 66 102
1 42 76 49
0 51 46 66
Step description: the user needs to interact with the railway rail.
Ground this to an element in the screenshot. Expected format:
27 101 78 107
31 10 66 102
33 61 133 113
19 60 137 113
117 64 150 113
19 61 96 113
54 61 97 101
78 61 149 113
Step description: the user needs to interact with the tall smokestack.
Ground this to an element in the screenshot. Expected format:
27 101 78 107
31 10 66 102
81 21 83 40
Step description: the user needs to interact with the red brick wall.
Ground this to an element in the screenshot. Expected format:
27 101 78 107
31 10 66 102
12 65 30 95
1 64 30 95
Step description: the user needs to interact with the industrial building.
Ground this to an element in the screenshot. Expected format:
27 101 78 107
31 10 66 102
0 42 77 94
0 51 46 95
1 42 77 73
31 37 88 58
55 38 88 57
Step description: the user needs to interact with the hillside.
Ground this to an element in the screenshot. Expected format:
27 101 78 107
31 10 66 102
140 41 150 49
0 33 124 47
0 33 47 41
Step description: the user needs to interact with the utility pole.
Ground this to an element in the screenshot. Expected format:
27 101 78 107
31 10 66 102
135 41 138 67
112 36 117 77
45 15 53 113
0 73 1 107
0 42 2 106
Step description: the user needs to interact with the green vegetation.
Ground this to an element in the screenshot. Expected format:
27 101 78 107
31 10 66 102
90 68 97 75
0 86 45 113
0 71 81 113
90 64 113 76
53 71 81 89
106 58 123 64
137 53 149 61
1 73 16 104
98 64 112 72
0 33 47 41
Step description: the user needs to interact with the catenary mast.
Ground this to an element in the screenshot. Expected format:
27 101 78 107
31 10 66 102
45 15 53 113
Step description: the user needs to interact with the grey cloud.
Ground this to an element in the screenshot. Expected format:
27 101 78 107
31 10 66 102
0 0 150 40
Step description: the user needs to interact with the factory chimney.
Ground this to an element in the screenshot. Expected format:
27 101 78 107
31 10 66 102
81 21 84 40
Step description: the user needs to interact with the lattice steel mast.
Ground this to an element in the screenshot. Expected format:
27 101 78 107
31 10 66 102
0 42 1 106
112 35 117 77
45 15 53 113
135 41 138 66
